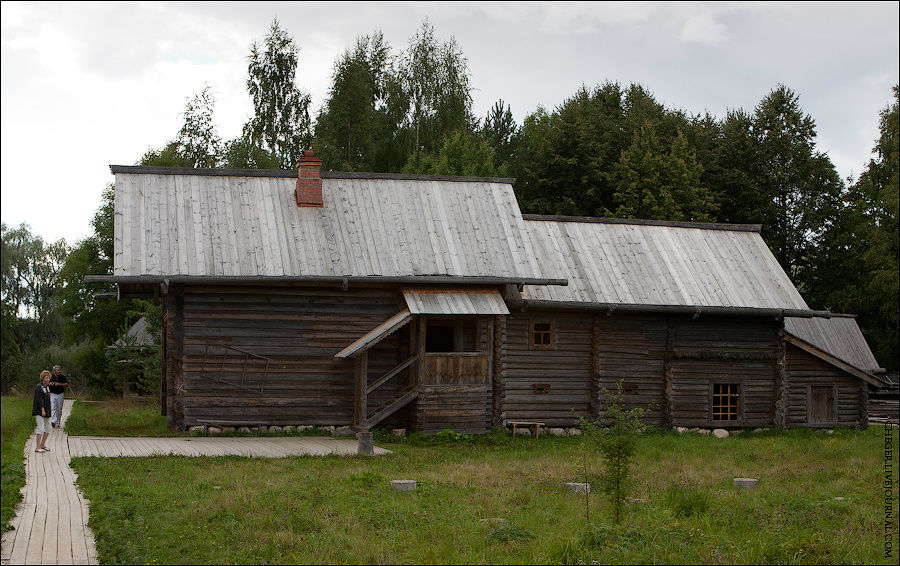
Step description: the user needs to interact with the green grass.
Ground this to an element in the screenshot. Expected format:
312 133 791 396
1 395 35 534
65 397 176 437
69 426 899 564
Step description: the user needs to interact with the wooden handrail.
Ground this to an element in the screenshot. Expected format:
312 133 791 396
367 354 418 395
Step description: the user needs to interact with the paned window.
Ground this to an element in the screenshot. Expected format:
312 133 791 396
711 383 740 421
532 322 552 347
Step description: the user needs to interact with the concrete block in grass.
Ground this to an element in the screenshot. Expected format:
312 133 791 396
391 480 417 492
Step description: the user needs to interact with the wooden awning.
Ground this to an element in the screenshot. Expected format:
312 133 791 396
402 287 509 315
334 308 412 359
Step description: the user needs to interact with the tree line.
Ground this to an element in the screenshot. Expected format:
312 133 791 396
2 18 897 391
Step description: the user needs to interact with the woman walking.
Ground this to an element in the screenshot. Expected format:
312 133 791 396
32 370 52 453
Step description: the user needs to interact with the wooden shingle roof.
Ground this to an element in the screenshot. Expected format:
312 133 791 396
520 215 810 311
785 315 882 375
111 167 547 283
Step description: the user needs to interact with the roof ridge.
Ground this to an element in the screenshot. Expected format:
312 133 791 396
108 165 515 184
522 214 762 233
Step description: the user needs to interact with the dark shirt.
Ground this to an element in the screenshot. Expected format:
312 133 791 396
32 384 51 417
49 373 68 395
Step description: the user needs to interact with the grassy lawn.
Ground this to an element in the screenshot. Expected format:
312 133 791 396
70 426 899 565
65 397 176 437
1 395 35 534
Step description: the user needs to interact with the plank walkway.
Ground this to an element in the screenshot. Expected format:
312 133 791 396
68 435 390 457
1 401 96 565
1 401 389 565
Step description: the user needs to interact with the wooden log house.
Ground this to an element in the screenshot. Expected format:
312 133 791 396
88 153 887 440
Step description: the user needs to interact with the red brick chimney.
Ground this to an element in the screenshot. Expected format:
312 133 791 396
295 150 323 207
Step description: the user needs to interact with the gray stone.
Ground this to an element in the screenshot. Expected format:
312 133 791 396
675 426 688 434
825 429 834 435
390 480 416 492
237 426 252 434
258 426 268 433
222 426 236 433
733 478 759 489
697 429 712 435
296 425 314 432
713 428 729 439
333 426 355 437
268 426 283 434
357 431 374 455
567 428 582 436
566 482 591 494
752 427 769 434
832 496 850 501
282 425 295 434
547 427 567 437
479 518 507 525
207 426 224 435
514 428 532 437
188 425 206 435
627 497 648 503
392 428 407 437
321 425 336 433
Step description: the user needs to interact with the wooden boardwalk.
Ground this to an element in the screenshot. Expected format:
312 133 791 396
1 401 388 565
68 435 390 458
1 401 96 565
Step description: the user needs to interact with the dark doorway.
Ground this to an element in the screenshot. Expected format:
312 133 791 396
426 325 455 352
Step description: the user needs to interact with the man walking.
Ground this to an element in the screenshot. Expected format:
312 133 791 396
49 365 68 428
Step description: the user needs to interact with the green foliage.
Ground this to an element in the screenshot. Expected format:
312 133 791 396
403 130 506 177
613 124 716 221
315 32 407 173
400 19 475 159
243 18 312 169
579 381 647 525
176 84 222 168
67 427 898 564
1 396 33 533
486 523 535 543
663 483 711 517
220 137 282 169
480 99 520 169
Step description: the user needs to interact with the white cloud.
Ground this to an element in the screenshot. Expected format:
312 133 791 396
680 11 728 44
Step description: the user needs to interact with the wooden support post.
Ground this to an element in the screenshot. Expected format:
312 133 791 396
354 352 368 429
492 315 506 427
775 324 787 429
858 380 869 430
161 303 167 417
590 314 601 418
417 315 426 384
663 318 674 429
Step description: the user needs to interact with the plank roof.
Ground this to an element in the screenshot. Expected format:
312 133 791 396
785 315 882 374
111 168 546 282
520 216 809 310
402 287 510 315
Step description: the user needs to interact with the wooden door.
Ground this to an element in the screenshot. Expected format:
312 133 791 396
809 386 835 425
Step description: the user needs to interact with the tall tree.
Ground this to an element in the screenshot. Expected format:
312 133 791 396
480 100 520 170
314 32 407 172
243 18 312 169
177 84 222 168
612 124 715 221
752 85 844 283
402 130 505 177
400 20 474 163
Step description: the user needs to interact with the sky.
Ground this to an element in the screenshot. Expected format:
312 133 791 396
2 1 898 245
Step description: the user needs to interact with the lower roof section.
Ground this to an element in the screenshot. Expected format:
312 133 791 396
402 287 509 315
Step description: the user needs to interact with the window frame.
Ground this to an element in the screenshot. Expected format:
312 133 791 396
530 320 554 350
708 382 743 424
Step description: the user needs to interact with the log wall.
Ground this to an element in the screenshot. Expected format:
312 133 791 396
168 283 407 429
785 343 865 427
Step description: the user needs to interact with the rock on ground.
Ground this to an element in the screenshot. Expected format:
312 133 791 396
713 428 729 439
566 482 590 494
566 428 582 436
333 426 355 437
547 428 567 436
390 480 416 492
733 478 759 489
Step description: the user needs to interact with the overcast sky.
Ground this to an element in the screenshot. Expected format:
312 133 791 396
2 1 898 245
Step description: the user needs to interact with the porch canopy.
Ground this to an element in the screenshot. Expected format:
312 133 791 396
334 287 508 359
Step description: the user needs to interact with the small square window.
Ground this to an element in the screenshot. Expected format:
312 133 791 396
711 383 740 421
532 322 552 347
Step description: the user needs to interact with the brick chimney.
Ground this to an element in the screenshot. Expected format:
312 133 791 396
295 150 323 207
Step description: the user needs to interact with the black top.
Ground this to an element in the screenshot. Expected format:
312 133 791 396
32 384 51 417
49 373 68 395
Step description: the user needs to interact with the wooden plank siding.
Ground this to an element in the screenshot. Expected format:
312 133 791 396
168 283 410 429
668 318 779 428
785 343 866 428
502 312 594 426
500 310 783 429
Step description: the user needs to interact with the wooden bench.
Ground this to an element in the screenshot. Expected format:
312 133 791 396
508 421 545 438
